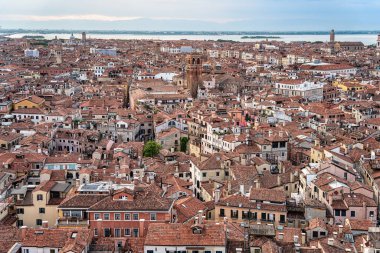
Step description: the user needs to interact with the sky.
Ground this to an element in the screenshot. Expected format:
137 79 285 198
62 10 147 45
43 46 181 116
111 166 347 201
0 0 380 31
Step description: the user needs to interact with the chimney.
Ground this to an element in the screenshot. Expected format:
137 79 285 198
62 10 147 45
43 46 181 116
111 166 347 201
20 226 27 239
240 184 245 195
279 131 283 138
214 188 221 203
328 195 333 205
236 248 243 253
198 210 204 224
277 175 281 186
301 233 306 245
42 221 48 228
328 238 334 246
278 233 284 240
293 235 299 244
96 219 103 237
333 231 338 238
338 225 343 234
139 219 145 237
268 130 273 137
255 179 260 189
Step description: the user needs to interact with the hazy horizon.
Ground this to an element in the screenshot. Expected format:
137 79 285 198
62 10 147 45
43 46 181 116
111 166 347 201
1 0 380 31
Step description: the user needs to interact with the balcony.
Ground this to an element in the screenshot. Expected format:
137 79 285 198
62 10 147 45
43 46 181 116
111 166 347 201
56 217 89 227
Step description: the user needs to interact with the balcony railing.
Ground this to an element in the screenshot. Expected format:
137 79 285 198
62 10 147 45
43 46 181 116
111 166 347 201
57 217 89 227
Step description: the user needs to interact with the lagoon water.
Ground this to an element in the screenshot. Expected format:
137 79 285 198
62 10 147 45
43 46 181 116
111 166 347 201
6 33 379 45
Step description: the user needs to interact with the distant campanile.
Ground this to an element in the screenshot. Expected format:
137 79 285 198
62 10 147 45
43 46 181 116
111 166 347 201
377 34 380 49
186 54 202 98
330 29 335 43
82 32 87 43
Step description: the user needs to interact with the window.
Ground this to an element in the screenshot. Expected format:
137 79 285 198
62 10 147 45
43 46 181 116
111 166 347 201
23 250 29 253
251 248 261 253
341 210 346 217
115 213 121 220
335 210 340 216
231 210 238 219
104 228 111 237
94 213 100 220
37 194 43 201
104 213 110 220
312 231 318 238
261 213 267 221
115 228 121 237
320 231 326 236
133 228 139 237
94 228 98 236
133 213 139 220
150 213 156 221
351 211 356 217
124 228 131 236
280 215 286 223
50 249 55 253
370 211 375 217
220 208 225 217
202 172 207 177
17 220 23 227
125 213 131 220
216 251 223 253
17 208 24 214
36 219 42 226
147 251 154 253
39 208 45 214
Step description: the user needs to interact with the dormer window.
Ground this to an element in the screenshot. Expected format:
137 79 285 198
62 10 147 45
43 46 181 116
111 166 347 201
191 225 203 234
119 196 128 200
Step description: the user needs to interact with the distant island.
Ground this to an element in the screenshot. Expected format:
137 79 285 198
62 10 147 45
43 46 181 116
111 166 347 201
241 36 281 39
1 29 380 36
22 35 45 39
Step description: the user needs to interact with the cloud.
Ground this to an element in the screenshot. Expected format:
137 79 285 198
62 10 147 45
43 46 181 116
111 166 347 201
0 14 142 22
0 14 247 24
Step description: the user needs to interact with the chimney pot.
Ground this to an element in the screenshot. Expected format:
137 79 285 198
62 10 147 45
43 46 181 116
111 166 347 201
139 219 145 237
42 221 48 228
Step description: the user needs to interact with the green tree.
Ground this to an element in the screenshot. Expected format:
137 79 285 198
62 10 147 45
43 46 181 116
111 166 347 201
180 137 189 153
143 141 161 157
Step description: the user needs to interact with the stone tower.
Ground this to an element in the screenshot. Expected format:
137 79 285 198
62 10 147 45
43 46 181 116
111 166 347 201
186 54 202 98
330 29 335 43
82 32 87 44
377 34 380 49
55 50 62 64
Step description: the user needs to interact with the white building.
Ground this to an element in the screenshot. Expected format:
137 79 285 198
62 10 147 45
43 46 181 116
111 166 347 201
275 79 325 101
24 49 39 58
90 47 117 56
154 72 178 82
300 61 357 77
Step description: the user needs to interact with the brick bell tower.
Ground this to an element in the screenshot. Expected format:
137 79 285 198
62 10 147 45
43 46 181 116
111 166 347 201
186 54 202 98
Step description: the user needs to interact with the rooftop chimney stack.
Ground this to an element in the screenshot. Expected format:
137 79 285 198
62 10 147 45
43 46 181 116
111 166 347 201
42 221 48 228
